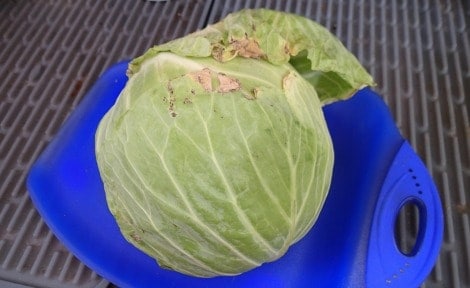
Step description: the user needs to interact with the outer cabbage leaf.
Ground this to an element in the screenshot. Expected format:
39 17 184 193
129 8 375 103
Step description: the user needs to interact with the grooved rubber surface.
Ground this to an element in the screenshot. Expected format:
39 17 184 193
1 0 469 287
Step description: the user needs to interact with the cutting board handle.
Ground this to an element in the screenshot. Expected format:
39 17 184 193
366 141 443 287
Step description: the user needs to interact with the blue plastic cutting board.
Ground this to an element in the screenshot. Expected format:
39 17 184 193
27 62 443 288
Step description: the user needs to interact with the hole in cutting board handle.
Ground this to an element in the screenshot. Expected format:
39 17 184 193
393 198 426 256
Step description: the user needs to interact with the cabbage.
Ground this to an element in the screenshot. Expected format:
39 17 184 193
95 9 374 277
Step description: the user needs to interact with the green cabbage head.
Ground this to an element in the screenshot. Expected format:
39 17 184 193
95 9 374 277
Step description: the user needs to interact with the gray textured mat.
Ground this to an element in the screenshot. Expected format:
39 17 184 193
1 0 469 287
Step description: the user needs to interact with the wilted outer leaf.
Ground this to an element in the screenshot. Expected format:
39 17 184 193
96 9 374 277
130 9 374 103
